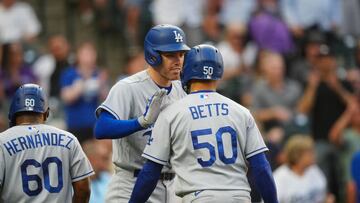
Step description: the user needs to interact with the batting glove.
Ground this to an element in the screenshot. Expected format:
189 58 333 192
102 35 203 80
138 89 167 128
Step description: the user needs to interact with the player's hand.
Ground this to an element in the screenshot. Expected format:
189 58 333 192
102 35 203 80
138 89 167 128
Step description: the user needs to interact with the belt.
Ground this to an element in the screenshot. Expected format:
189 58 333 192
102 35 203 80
133 169 175 181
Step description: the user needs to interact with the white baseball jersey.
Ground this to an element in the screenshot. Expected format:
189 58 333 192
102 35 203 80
143 91 268 196
0 124 94 203
274 165 327 203
96 70 186 171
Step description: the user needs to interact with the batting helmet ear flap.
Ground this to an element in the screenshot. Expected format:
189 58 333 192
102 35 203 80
144 46 162 67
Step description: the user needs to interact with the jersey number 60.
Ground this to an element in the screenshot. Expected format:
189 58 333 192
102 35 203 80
191 126 237 167
21 157 63 196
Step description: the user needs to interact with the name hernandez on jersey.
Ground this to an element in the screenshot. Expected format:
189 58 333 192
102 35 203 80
3 131 74 156
0 124 94 203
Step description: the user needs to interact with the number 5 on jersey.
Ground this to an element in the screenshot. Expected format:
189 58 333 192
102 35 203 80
191 126 238 167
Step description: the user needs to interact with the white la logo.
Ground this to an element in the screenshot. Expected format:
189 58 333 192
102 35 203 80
173 31 183 42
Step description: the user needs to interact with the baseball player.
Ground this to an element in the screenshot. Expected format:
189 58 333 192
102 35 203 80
129 44 278 203
0 84 94 203
94 24 190 202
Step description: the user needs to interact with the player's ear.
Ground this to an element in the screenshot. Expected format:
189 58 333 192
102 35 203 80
186 80 193 94
43 108 50 121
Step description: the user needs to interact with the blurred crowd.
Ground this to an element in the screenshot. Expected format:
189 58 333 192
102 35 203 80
1 0 360 202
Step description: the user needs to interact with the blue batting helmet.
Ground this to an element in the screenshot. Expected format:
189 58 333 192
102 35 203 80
181 44 224 92
144 24 190 67
8 84 49 127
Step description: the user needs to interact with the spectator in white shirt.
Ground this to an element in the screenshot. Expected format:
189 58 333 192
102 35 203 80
0 0 41 44
274 135 333 203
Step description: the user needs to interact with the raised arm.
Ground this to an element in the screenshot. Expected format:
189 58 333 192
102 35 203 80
94 89 167 139
329 101 357 145
296 71 319 114
94 111 143 139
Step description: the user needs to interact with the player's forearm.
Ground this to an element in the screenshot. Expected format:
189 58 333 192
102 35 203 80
73 192 90 203
129 160 163 203
94 111 144 139
72 178 91 203
248 153 279 203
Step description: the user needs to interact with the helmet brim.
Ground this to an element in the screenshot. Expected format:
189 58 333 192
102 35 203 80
155 44 190 52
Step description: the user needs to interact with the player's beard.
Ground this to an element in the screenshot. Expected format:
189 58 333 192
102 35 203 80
159 67 181 81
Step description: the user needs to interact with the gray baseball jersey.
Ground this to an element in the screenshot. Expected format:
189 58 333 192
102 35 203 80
96 70 186 171
0 124 94 203
143 91 268 196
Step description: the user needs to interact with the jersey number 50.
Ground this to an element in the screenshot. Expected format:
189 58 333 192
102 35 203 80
21 157 63 196
191 126 237 167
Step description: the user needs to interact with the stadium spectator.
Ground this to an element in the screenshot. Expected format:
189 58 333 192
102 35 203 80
217 23 257 103
289 31 326 89
219 0 256 27
202 0 222 43
251 51 302 132
329 99 360 202
60 42 109 143
32 35 73 127
297 44 354 138
151 0 205 46
123 0 144 51
264 126 286 170
280 0 341 37
249 0 293 54
78 0 94 25
82 139 112 203
117 51 146 81
274 135 330 203
280 0 342 56
33 34 73 97
297 44 355 200
0 0 41 44
0 43 37 99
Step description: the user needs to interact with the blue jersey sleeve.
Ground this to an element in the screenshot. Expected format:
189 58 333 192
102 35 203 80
248 152 278 203
129 160 163 203
94 110 144 139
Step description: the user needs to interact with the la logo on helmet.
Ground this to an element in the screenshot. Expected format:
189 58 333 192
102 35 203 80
173 31 183 42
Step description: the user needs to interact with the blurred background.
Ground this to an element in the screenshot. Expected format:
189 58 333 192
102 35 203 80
0 0 360 202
